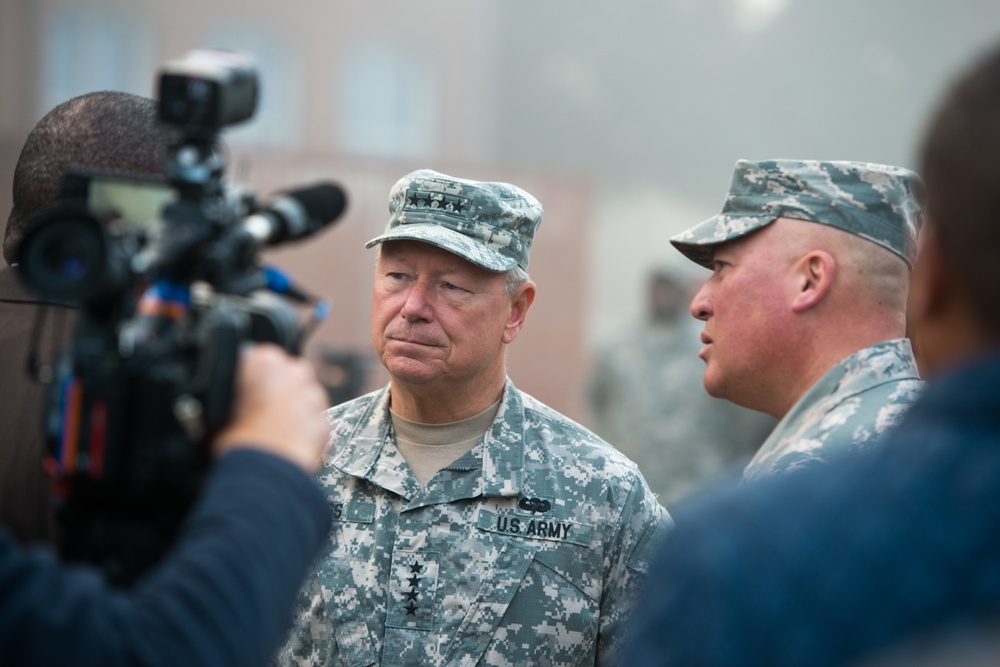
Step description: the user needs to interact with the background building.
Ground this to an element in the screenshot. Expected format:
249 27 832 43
3 0 999 501
0 0 593 422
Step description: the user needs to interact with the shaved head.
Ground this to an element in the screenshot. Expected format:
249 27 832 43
791 220 911 317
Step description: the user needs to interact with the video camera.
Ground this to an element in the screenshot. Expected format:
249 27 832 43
15 49 347 586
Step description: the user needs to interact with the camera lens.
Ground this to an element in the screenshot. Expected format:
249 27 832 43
42 237 91 280
17 214 110 303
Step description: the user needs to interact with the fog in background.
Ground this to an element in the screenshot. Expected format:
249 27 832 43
2 0 999 429
490 0 1000 341
5 0 999 339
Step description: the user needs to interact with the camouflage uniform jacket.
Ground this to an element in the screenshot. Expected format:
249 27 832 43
276 378 671 667
743 338 924 482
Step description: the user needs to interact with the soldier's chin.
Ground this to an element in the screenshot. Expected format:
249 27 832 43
702 372 728 401
385 357 441 385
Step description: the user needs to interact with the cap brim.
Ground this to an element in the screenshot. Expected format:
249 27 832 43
669 214 776 269
365 223 517 272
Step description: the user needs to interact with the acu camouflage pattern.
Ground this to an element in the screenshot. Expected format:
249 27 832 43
742 338 924 482
671 159 924 269
365 169 544 272
276 379 670 667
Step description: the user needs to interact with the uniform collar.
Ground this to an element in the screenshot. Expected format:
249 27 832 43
330 378 528 498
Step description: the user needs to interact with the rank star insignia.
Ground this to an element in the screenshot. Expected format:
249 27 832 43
407 574 421 587
404 602 418 616
403 590 419 601
409 562 424 573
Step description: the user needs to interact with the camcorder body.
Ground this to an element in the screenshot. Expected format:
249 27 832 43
16 49 346 586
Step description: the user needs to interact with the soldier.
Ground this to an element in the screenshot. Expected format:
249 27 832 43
670 159 925 480
623 41 1000 667
277 169 670 667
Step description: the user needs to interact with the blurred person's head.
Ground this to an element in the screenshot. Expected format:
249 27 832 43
672 159 923 417
365 169 540 421
5 91 171 264
647 268 687 325
908 43 1000 379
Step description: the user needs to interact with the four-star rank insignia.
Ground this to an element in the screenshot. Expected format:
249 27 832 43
388 550 439 630
404 189 468 215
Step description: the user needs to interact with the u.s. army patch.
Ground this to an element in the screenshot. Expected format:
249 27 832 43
477 510 592 547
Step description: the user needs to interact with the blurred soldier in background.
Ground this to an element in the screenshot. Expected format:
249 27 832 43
587 265 774 504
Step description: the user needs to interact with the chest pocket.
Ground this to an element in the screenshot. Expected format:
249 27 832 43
476 509 598 596
441 511 602 666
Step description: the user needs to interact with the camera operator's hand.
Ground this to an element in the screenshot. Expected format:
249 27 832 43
214 344 328 473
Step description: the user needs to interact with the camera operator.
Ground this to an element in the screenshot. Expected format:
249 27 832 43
0 88 334 666
0 341 331 666
0 91 171 545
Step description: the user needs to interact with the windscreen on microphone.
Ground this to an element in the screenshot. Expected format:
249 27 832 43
243 182 347 245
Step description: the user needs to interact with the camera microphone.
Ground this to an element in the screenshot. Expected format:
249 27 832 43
242 182 347 246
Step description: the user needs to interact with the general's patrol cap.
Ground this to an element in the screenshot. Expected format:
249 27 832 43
365 169 543 272
671 159 924 269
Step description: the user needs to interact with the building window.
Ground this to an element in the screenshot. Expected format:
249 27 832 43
202 26 302 147
43 8 156 114
339 45 437 159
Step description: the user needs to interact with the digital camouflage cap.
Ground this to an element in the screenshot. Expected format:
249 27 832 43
671 159 924 269
365 169 543 272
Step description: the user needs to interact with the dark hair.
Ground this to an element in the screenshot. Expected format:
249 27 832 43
4 91 172 263
919 43 1000 338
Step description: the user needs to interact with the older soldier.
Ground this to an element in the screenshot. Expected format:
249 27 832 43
670 159 925 481
277 169 670 667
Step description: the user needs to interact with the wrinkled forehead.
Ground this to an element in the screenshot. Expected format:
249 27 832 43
377 239 501 278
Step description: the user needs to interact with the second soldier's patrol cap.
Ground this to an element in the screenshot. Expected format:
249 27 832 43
670 159 924 269
365 169 543 272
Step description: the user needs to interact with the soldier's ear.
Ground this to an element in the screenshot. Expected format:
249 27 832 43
502 280 536 344
791 250 835 313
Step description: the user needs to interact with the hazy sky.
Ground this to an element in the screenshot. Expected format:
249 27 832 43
486 0 1000 335
497 0 1000 205
7 1 999 336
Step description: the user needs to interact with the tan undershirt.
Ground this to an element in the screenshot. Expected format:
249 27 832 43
391 400 501 486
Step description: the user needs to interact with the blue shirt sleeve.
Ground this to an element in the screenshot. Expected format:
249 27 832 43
0 448 331 667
